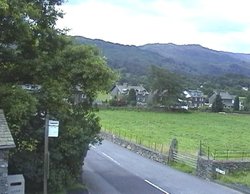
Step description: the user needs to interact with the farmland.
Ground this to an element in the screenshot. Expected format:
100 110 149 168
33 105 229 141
97 109 250 154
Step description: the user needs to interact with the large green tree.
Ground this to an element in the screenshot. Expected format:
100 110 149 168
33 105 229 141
127 88 137 106
233 96 240 111
0 0 115 193
212 94 224 112
148 65 183 107
244 92 250 111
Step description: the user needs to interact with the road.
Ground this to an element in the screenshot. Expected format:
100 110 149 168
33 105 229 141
82 140 242 194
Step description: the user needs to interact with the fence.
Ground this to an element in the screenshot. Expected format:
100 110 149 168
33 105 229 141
199 141 250 161
173 151 197 168
212 150 250 160
103 129 199 168
102 128 169 154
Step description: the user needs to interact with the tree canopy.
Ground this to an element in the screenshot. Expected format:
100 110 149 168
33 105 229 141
127 88 137 106
0 0 116 193
233 96 240 111
148 65 183 107
212 94 224 112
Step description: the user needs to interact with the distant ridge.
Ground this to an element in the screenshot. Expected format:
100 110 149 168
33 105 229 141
74 36 250 77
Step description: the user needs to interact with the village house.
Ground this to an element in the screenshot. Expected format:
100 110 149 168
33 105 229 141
184 90 206 108
0 109 16 193
209 91 236 108
110 83 149 104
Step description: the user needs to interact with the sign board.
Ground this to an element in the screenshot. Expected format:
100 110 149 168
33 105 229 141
48 120 59 137
215 168 226 175
8 174 25 194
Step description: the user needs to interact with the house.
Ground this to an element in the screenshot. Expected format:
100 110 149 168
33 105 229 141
209 91 236 108
184 90 205 108
21 84 41 92
0 109 16 193
239 97 246 110
110 83 149 104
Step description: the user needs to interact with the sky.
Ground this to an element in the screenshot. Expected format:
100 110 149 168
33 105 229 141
57 0 250 53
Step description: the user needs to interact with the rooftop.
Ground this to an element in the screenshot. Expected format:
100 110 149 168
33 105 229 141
0 109 15 149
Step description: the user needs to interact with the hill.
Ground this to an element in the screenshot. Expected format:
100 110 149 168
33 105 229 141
74 36 250 77
140 43 250 76
74 36 178 75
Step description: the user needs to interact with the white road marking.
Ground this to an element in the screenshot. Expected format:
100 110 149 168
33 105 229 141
144 179 170 194
102 152 121 166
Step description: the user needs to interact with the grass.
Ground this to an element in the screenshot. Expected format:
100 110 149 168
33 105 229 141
217 170 250 187
98 109 250 154
98 109 250 188
169 161 195 174
52 183 87 194
96 92 112 102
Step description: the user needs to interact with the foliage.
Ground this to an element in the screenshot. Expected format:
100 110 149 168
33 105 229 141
149 65 183 107
0 0 115 193
109 96 127 107
233 96 240 111
217 170 250 187
127 89 137 106
244 92 250 111
212 94 224 112
169 162 195 174
98 109 250 153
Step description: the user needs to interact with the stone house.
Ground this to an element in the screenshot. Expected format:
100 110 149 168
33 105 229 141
184 90 206 108
110 83 149 104
209 91 236 108
0 109 15 193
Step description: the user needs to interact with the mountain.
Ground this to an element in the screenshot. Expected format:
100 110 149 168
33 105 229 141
74 36 250 77
74 36 178 75
140 43 250 76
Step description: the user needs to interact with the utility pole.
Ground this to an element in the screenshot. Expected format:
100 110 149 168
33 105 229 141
44 111 49 194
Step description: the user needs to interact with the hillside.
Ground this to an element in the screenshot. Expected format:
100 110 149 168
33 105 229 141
74 36 178 75
140 43 250 76
74 36 250 76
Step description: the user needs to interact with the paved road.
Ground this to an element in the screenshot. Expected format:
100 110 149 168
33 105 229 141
82 140 242 194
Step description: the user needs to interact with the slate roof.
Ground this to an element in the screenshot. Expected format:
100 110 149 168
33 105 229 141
114 84 149 95
0 109 15 149
184 90 204 98
219 92 236 100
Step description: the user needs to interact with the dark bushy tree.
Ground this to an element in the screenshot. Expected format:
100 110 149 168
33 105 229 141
149 65 183 107
233 96 240 111
244 92 250 111
127 88 137 106
212 94 224 112
0 0 116 193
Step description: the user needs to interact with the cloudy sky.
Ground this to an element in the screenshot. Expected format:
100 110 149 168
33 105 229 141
57 0 250 53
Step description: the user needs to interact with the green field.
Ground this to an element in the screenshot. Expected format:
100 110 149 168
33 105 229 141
98 109 250 154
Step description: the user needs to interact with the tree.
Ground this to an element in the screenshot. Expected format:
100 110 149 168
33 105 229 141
148 65 183 107
233 96 240 111
127 88 137 106
244 92 250 111
212 94 224 112
0 0 116 193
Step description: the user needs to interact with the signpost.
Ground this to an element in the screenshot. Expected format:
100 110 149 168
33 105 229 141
44 112 59 194
215 168 226 175
48 120 59 137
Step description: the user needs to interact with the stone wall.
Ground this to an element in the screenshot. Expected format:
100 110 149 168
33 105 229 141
100 131 168 164
196 156 214 179
196 156 250 179
0 150 8 194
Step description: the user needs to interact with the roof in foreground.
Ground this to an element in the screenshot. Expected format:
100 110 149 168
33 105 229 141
0 109 15 149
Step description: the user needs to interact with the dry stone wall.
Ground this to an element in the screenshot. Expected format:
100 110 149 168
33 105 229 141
196 156 250 180
0 150 8 194
100 131 168 164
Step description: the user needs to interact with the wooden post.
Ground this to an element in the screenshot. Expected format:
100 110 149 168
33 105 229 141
44 112 49 194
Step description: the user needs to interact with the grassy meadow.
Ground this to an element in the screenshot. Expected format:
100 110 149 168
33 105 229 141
98 109 250 154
